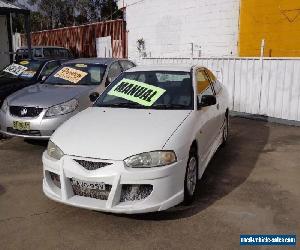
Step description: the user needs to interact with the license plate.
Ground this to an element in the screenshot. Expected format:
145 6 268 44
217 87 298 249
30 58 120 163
13 121 30 131
71 178 105 191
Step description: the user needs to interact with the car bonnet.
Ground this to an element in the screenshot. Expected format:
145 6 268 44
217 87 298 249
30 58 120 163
51 107 192 160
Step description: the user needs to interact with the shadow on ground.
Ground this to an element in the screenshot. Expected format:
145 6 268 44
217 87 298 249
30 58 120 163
112 117 270 221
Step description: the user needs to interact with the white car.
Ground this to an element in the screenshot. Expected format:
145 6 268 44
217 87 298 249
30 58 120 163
42 64 229 214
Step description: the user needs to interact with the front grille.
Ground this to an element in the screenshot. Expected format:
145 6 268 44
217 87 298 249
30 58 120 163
74 159 112 170
7 127 41 136
9 106 43 118
120 184 153 202
70 179 112 200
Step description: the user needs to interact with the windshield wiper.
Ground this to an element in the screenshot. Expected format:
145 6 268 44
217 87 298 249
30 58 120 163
150 104 189 110
97 102 143 109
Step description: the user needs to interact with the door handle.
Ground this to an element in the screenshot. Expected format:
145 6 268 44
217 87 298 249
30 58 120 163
216 103 220 110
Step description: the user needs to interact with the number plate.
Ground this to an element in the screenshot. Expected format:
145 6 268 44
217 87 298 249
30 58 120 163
71 178 106 191
13 121 30 131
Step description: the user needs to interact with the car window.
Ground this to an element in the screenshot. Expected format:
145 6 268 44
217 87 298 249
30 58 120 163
119 61 135 71
58 49 69 58
44 63 107 86
205 69 222 94
95 70 194 110
0 60 43 80
107 62 122 82
196 69 214 97
34 48 43 58
40 61 61 77
43 48 52 57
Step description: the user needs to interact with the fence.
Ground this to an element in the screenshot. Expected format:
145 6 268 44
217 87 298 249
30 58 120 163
140 57 300 122
21 19 127 58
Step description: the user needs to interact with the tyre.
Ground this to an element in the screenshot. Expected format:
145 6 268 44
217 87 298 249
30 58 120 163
184 147 198 205
221 115 229 147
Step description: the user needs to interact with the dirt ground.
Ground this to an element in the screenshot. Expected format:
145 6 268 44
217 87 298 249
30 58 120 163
0 117 299 250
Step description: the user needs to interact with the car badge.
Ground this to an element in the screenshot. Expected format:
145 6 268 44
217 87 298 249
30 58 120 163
20 108 28 116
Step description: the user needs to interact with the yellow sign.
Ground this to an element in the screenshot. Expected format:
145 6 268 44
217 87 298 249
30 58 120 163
54 67 88 84
75 64 87 68
19 61 29 65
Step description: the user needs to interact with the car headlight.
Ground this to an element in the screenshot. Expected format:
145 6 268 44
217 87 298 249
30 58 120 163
1 99 8 113
124 151 177 168
45 99 78 117
47 140 64 160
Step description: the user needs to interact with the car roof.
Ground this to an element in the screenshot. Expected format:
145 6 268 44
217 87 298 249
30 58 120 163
126 64 194 72
63 58 120 65
18 46 67 50
17 58 63 63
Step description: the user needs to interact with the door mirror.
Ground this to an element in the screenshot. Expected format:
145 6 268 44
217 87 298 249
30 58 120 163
89 92 100 102
198 95 217 109
105 77 112 87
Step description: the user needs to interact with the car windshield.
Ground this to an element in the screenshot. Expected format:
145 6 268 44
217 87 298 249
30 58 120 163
44 63 106 86
95 71 194 110
0 60 42 80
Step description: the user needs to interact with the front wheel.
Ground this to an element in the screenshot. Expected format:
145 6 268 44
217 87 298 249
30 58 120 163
184 148 198 205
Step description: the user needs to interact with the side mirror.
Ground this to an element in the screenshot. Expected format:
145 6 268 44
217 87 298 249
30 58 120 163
105 77 111 87
198 95 217 109
89 92 100 102
41 76 47 81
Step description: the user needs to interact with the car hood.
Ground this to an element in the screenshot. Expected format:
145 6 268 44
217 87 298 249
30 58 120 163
52 107 192 160
7 84 95 108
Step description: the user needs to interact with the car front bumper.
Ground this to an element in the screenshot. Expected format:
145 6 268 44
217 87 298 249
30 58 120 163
0 109 76 140
42 151 187 214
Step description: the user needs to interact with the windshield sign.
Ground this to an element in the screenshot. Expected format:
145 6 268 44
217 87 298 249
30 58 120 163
108 79 166 106
0 60 42 80
54 67 88 84
45 63 106 86
3 63 28 76
96 71 193 110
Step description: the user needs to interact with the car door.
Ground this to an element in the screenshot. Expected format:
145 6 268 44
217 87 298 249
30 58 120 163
194 68 219 164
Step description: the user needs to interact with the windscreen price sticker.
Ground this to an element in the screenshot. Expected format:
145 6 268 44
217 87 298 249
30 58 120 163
54 67 88 84
108 78 166 106
3 63 28 76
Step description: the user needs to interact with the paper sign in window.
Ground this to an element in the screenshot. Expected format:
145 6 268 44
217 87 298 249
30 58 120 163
4 63 28 76
107 78 166 107
54 67 88 84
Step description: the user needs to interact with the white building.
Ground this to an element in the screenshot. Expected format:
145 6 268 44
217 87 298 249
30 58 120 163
118 0 240 60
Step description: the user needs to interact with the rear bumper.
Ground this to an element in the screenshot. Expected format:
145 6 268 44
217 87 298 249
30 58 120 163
42 152 187 214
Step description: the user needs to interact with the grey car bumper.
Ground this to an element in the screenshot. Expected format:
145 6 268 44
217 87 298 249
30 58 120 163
0 109 77 140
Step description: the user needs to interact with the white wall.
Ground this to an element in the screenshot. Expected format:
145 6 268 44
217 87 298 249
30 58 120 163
140 57 300 123
119 0 240 60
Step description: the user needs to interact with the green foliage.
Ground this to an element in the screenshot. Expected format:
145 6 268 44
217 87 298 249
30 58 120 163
25 0 122 31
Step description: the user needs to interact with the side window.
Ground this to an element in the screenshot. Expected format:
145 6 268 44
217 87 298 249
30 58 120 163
34 48 43 58
43 48 52 57
40 61 60 77
107 62 122 82
119 60 135 71
196 69 214 97
206 69 222 94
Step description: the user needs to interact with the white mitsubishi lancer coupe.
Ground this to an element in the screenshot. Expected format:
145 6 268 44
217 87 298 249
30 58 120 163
42 64 229 214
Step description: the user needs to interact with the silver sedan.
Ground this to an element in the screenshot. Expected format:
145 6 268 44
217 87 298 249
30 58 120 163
0 58 135 139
